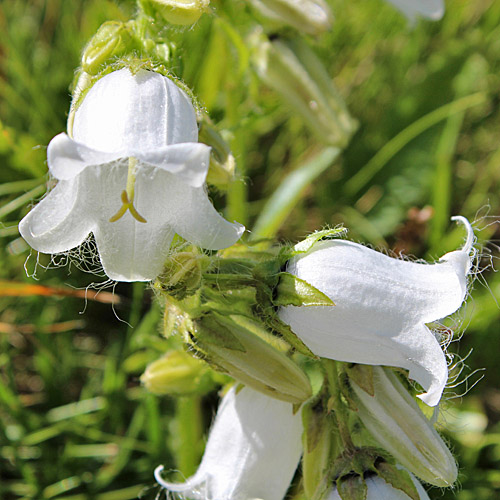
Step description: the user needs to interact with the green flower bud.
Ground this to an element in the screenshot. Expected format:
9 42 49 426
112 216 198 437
141 351 215 395
142 0 210 25
347 366 457 487
252 36 357 147
189 313 312 404
198 118 236 190
81 21 136 76
156 246 210 300
249 0 333 35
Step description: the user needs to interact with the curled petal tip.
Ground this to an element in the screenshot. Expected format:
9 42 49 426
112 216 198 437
451 216 475 254
154 465 166 487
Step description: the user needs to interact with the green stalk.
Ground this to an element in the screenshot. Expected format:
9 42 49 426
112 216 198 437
174 396 203 477
429 112 464 251
324 360 354 452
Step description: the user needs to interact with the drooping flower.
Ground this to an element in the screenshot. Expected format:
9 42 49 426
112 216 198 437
155 385 303 500
329 472 431 500
248 0 333 35
279 217 474 406
19 68 243 282
385 0 444 21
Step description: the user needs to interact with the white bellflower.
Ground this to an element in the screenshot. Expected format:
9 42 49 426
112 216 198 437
279 217 474 406
19 68 243 282
155 386 303 500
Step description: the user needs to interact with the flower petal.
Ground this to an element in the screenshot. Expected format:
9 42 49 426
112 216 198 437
72 68 198 154
48 133 120 180
155 386 303 500
49 134 211 188
280 224 473 406
135 142 211 188
19 179 93 254
167 180 244 250
386 0 444 21
83 163 175 281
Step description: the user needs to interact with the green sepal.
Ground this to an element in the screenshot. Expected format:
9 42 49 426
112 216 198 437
345 364 374 397
275 272 335 307
292 227 347 255
194 315 247 352
266 316 317 358
200 287 255 318
375 462 420 500
337 474 367 500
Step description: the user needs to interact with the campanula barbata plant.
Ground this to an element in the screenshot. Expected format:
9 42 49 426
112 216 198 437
16 1 483 499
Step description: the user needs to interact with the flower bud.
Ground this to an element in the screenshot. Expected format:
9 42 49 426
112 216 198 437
190 313 312 404
81 21 136 76
198 118 236 190
156 246 210 299
252 36 357 147
141 0 210 25
330 471 430 500
348 366 457 487
248 0 333 35
141 350 215 395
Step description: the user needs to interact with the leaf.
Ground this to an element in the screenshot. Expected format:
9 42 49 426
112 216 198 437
0 280 120 304
251 147 341 240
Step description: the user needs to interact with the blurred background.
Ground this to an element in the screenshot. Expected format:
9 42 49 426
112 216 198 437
0 0 499 498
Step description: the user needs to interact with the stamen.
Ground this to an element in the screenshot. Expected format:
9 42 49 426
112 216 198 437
109 157 147 223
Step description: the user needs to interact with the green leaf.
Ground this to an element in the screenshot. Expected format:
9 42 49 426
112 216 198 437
251 147 341 240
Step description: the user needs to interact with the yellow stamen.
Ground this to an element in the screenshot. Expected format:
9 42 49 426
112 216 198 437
109 157 147 223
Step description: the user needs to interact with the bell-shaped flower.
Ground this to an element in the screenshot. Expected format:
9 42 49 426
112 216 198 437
155 385 303 500
386 0 444 21
329 472 430 500
279 217 474 406
19 68 243 282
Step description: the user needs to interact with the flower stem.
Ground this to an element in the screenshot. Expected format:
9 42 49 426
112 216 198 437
324 359 355 452
174 396 203 477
